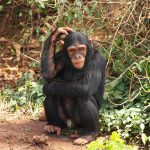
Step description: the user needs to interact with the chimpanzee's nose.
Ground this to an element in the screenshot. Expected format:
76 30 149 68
75 53 81 59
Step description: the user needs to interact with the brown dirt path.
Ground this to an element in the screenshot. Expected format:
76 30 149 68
0 111 85 150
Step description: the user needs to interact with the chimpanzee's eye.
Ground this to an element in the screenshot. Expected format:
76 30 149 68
79 48 84 52
70 49 75 52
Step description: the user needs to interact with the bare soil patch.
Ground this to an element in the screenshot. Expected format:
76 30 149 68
0 111 85 150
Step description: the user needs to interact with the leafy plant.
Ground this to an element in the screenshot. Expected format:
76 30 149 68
87 132 135 150
1 0 150 147
0 72 45 114
99 100 150 145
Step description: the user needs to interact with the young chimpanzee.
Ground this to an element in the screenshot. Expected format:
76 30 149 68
41 27 106 145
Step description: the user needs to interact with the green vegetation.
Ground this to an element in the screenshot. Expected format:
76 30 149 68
0 0 149 149
87 132 136 150
0 72 44 115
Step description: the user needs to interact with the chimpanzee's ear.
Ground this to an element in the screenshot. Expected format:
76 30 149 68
89 36 94 46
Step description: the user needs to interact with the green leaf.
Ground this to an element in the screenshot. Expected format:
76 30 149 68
38 1 45 8
7 0 12 4
75 0 82 7
140 123 145 131
141 133 148 145
0 5 3 11
29 10 32 16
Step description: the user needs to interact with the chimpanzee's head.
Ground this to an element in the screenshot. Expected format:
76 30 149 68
62 32 94 70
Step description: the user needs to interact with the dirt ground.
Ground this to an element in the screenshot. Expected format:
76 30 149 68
0 111 86 150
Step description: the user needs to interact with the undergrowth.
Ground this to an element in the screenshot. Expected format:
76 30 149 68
0 72 44 115
87 132 136 150
0 0 150 149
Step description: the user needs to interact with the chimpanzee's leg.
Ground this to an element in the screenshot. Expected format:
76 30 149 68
44 95 66 135
73 96 99 145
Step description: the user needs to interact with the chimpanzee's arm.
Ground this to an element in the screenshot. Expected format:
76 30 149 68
41 27 73 81
41 28 58 81
43 52 106 97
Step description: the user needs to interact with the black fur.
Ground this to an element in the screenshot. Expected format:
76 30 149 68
41 31 106 133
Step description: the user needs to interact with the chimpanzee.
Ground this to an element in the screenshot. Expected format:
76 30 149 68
41 27 106 145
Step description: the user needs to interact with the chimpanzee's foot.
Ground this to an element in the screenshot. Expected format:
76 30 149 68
73 135 96 145
73 132 98 145
44 125 61 136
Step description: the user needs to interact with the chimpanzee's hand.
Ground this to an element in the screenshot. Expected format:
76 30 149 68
51 27 73 43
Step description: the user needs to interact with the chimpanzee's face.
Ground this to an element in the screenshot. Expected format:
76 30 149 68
62 32 92 70
67 43 87 69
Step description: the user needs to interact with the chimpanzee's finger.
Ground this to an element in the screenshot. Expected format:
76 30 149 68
50 126 54 132
61 30 68 35
63 27 74 32
56 127 61 136
56 27 68 35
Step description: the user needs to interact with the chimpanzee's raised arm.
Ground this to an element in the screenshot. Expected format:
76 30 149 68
41 28 58 81
41 27 73 81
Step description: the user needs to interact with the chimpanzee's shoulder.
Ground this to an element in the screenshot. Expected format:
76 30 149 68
94 49 106 64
